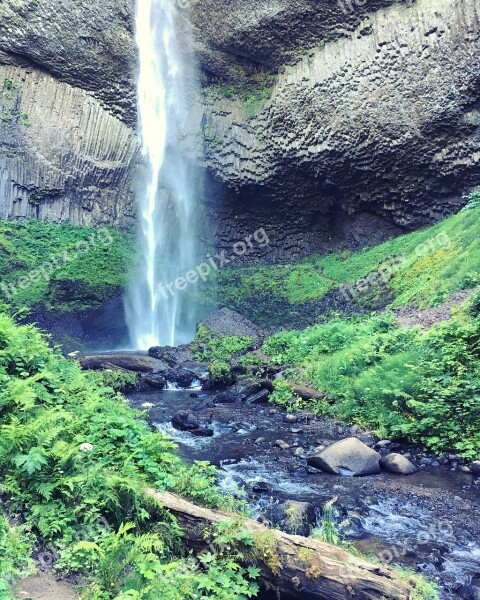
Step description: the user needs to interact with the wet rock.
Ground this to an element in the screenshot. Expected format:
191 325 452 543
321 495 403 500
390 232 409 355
254 437 266 445
267 500 316 536
420 457 432 466
162 367 197 388
245 389 270 404
190 428 214 437
234 380 262 399
274 439 290 450
148 344 194 365
380 453 417 476
375 440 392 449
214 391 238 404
307 437 381 476
469 461 480 476
251 481 273 493
284 414 298 423
431 460 441 467
172 411 199 431
143 374 166 390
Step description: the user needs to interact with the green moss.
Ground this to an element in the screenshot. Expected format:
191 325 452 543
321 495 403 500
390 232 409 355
252 531 281 575
0 219 134 313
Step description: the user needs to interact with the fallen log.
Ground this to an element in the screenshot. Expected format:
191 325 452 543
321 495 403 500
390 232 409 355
148 490 415 599
78 352 166 373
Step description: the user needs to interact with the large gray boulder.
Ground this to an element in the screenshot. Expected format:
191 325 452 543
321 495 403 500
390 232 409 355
307 438 381 477
469 461 480 476
380 453 418 476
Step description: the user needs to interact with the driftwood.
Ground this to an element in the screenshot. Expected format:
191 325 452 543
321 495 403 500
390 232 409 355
148 490 414 599
78 352 165 373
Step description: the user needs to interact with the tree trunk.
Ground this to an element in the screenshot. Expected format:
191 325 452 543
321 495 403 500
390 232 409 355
147 490 415 600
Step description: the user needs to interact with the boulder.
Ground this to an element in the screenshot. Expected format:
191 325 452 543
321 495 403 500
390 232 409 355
245 389 270 404
290 384 327 401
148 345 195 365
163 367 197 388
172 411 200 431
214 391 238 404
200 308 264 345
143 374 166 390
307 438 381 476
469 461 480 476
267 500 316 537
380 454 417 476
234 380 262 399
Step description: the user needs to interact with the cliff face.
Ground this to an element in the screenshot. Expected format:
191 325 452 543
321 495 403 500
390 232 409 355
201 0 480 259
0 0 479 256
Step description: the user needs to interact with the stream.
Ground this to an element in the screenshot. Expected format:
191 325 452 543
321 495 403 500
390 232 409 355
128 384 480 599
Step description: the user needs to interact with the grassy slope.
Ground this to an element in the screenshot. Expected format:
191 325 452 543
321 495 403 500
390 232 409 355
213 204 480 327
0 220 134 312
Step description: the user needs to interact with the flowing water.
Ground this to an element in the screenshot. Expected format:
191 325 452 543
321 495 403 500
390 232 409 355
125 0 200 349
129 385 480 598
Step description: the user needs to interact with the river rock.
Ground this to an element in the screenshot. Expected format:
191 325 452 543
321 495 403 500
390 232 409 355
148 344 194 365
274 439 290 450
469 461 480 476
143 374 166 390
245 389 270 404
172 411 200 431
214 391 238 404
267 500 316 537
190 427 214 437
380 453 418 476
375 440 392 449
162 367 197 388
284 414 298 423
293 447 307 459
307 438 381 476
234 380 262 399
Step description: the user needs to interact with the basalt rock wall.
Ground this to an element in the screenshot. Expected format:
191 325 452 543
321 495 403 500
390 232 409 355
0 0 479 259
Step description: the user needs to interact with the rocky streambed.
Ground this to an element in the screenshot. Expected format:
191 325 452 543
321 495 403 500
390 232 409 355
125 380 480 600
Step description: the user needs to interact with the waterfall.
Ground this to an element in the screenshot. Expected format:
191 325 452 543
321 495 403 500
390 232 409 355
125 0 199 349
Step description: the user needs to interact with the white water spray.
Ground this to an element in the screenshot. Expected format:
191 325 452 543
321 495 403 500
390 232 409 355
126 0 199 349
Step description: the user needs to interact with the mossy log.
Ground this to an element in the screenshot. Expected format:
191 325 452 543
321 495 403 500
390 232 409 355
148 490 415 599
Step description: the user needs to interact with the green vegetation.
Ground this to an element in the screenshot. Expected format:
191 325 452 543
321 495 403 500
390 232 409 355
192 324 253 362
0 515 35 599
207 73 278 117
0 219 134 312
0 311 259 598
210 201 480 328
264 295 480 458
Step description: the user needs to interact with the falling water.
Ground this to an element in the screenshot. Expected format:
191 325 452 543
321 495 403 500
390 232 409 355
125 0 199 349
